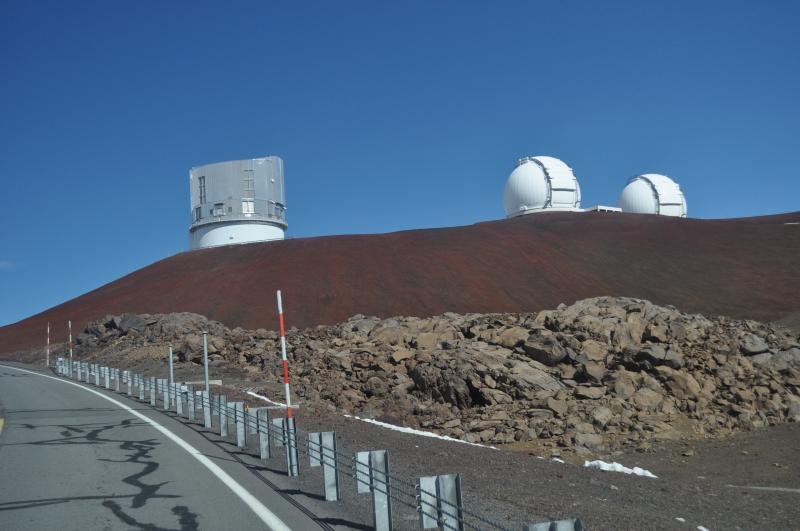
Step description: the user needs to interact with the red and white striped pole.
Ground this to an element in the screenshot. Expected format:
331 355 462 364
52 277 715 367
68 320 73 378
276 290 299 476
276 290 293 418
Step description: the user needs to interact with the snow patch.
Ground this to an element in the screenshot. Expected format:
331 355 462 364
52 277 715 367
584 459 658 478
246 390 287 407
697 527 710 531
343 414 497 450
552 457 565 464
675 517 686 522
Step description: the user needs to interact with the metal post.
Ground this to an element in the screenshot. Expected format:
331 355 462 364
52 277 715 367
175 383 183 415
271 418 286 447
219 396 229 437
68 320 73 368
525 519 584 531
139 375 146 401
369 450 392 531
234 402 246 449
187 386 196 421
258 408 271 460
162 379 170 410
150 377 157 406
115 368 121 391
168 345 175 387
46 322 50 368
202 391 212 428
321 432 340 501
202 331 210 396
104 367 110 389
95 364 100 386
276 290 299 477
127 371 133 395
417 475 466 530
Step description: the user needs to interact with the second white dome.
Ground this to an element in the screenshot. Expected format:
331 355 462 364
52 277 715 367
619 174 687 217
503 156 582 217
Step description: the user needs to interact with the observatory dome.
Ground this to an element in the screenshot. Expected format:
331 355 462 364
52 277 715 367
503 156 582 217
619 174 687 217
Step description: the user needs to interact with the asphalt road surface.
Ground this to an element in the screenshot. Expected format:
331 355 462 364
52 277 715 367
0 363 339 530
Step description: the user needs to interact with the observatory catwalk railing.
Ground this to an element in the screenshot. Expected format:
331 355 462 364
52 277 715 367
54 358 583 531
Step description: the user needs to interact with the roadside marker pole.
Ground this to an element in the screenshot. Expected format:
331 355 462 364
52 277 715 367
46 322 50 368
68 320 73 377
202 332 210 394
277 290 299 476
168 345 175 407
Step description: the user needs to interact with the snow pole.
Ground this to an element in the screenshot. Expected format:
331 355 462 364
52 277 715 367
46 322 50 367
277 290 299 476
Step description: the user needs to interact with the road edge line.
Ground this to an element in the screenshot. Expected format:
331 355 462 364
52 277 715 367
0 364 292 531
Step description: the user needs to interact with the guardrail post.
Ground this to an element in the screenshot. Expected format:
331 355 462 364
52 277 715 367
258 409 271 460
114 368 120 392
161 379 170 410
126 371 132 395
321 432 339 501
233 402 246 448
247 408 258 436
525 519 584 531
139 375 146 401
175 384 183 415
202 391 212 428
150 377 157 406
218 396 229 437
187 386 196 421
417 474 464 531
95 364 100 386
271 418 286 447
367 450 392 531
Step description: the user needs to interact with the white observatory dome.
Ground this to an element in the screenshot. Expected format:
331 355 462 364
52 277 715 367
503 156 582 217
619 174 687 217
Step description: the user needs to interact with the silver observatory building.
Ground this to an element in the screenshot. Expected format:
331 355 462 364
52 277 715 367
189 156 287 250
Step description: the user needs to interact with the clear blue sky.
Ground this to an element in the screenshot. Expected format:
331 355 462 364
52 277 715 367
1 1 798 326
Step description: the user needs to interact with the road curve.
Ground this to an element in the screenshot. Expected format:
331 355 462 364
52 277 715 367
0 363 323 530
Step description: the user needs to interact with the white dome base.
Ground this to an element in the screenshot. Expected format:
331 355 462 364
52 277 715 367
190 222 285 250
507 206 584 218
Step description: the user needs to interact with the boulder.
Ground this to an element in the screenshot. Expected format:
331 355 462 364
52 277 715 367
522 336 568 366
498 327 530 348
739 334 769 355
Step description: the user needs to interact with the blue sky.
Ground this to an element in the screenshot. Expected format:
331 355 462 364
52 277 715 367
1 0 798 326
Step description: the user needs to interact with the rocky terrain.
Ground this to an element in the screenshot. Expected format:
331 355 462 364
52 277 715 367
54 297 800 456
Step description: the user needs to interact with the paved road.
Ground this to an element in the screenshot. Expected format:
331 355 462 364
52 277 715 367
0 363 327 530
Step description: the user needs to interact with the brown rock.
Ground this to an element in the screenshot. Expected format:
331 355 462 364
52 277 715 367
547 397 569 416
575 386 606 399
580 339 608 362
390 350 413 363
498 327 530 348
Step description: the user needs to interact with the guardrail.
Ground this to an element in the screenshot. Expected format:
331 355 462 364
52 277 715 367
54 357 583 531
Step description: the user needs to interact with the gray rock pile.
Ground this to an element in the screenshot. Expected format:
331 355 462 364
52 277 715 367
75 297 800 454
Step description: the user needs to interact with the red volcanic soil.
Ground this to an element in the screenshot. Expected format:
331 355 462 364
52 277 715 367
2 211 800 354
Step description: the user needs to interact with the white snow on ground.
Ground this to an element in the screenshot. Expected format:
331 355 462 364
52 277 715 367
552 457 565 463
675 517 686 522
245 390 496 449
584 460 658 478
697 526 710 531
246 390 287 407
342 414 497 449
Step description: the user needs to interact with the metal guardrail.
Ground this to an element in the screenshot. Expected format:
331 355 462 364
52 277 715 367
55 357 583 531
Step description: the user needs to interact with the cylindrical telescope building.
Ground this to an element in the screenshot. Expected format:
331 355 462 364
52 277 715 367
189 156 287 250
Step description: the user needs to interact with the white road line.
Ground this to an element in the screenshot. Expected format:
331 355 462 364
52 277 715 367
0 364 292 531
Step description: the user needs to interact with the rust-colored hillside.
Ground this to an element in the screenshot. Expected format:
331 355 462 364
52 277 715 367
2 211 800 354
